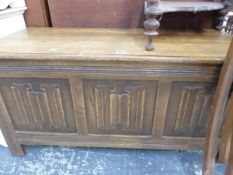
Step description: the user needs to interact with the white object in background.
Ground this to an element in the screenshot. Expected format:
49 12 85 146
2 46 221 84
0 130 7 147
0 6 27 147
9 0 26 8
0 0 10 10
0 7 27 38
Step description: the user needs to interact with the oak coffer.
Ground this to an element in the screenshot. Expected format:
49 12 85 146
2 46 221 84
0 28 231 156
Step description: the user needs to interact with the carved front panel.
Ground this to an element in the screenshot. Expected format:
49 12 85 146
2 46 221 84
164 82 215 137
0 78 76 132
83 80 158 135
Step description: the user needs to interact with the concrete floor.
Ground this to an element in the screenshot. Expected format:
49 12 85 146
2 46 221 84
0 146 225 175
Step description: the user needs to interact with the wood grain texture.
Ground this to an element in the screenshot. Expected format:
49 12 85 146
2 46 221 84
83 80 157 136
0 28 230 64
0 28 230 156
203 39 233 175
69 78 88 135
0 78 76 133
15 131 205 150
164 82 215 137
224 115 233 174
153 81 172 137
219 92 233 163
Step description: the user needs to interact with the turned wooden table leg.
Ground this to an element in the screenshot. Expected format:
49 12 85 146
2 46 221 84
203 39 233 175
144 0 161 51
144 15 160 51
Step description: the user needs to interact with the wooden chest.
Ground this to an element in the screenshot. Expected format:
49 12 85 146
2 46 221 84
0 28 231 156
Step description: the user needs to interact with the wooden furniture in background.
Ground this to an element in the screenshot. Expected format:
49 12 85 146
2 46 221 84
143 0 225 50
24 0 51 27
21 0 229 53
0 28 231 157
203 12 233 175
219 92 233 164
24 0 226 50
220 13 233 175
47 0 223 29
217 11 233 165
203 35 233 175
47 0 145 28
225 97 233 174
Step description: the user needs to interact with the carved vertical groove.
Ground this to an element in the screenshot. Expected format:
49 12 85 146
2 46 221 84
36 93 45 123
11 85 30 125
95 87 105 128
26 90 39 125
69 78 88 135
110 93 120 126
135 90 145 129
10 83 68 130
120 92 130 127
39 90 53 124
110 92 130 127
127 87 146 130
26 92 37 124
175 89 191 130
26 89 45 126
153 81 172 137
53 86 66 128
129 90 137 128
93 84 147 132
84 80 157 135
198 95 213 127
165 83 214 137
189 95 203 128
95 85 116 129
174 86 211 131
103 90 111 129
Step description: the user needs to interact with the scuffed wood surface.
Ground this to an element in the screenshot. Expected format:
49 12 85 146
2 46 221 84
0 28 231 64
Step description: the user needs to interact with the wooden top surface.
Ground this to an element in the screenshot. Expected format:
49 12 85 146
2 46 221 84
0 27 231 64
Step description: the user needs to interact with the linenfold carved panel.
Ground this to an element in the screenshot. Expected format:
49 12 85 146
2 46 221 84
164 82 215 137
83 80 158 135
0 78 76 132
